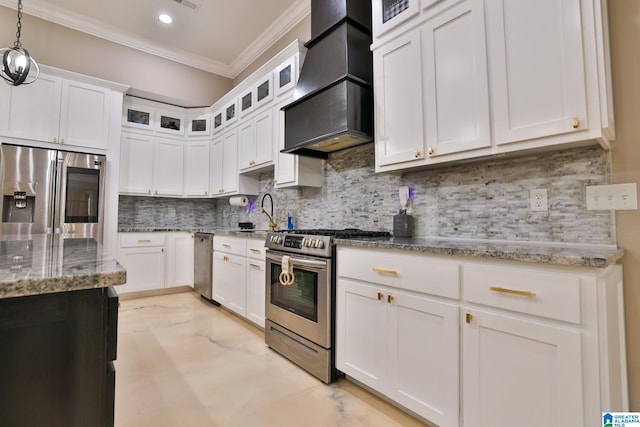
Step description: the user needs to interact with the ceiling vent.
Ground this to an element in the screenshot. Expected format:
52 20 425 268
172 0 200 11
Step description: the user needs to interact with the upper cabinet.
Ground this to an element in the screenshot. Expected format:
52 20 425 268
372 0 615 173
0 67 122 151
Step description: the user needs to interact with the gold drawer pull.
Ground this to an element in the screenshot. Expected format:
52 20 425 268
223 244 231 248
572 116 580 129
223 256 229 262
377 292 384 301
250 248 261 253
490 286 536 298
466 312 473 324
137 239 151 244
387 294 394 303
373 267 398 276
249 263 261 268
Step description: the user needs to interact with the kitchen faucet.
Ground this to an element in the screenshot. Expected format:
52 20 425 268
260 193 277 232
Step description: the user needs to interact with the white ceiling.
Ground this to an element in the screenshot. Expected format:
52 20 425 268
0 0 310 78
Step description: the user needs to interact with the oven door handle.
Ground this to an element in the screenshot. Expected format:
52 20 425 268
277 258 327 268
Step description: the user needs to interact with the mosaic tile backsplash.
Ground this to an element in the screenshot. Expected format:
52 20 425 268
119 144 615 245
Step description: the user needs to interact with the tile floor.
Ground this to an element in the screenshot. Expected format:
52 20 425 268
115 291 430 427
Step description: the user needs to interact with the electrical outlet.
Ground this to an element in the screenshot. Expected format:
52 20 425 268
530 189 548 212
586 183 638 210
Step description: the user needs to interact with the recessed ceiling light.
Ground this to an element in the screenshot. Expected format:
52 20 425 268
159 14 173 24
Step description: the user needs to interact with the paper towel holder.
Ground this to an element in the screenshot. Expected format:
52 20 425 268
229 196 248 207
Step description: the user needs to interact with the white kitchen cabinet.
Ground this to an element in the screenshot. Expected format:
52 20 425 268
119 132 184 196
239 108 273 171
245 238 266 328
336 247 460 426
0 72 113 150
210 130 259 197
372 0 615 172
213 236 247 316
462 308 583 427
165 232 194 288
336 245 628 426
273 98 323 188
486 0 587 146
117 233 166 293
185 141 210 196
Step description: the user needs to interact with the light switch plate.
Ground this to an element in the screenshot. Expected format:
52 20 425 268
586 183 638 210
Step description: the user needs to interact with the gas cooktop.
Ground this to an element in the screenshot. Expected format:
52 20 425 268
265 229 391 257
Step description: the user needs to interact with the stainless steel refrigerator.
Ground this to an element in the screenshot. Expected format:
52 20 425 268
0 144 106 244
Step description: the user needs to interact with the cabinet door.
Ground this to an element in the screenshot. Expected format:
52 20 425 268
119 133 154 195
166 232 194 287
486 0 587 145
254 109 273 166
336 278 388 391
238 120 255 170
374 30 426 167
59 80 110 150
210 138 224 196
462 308 584 427
155 138 184 196
422 0 490 157
0 73 62 142
186 141 210 196
246 260 266 328
118 246 165 292
222 130 239 194
387 290 459 426
212 251 246 315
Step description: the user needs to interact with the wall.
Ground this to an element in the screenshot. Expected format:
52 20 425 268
609 1 640 411
121 144 613 247
0 6 232 107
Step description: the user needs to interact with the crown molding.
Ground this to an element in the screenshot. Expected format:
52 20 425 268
0 0 311 79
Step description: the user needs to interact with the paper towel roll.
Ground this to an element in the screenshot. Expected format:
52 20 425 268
229 196 248 207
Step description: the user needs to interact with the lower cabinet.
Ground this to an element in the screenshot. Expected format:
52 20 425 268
213 235 266 328
117 232 194 293
336 246 628 426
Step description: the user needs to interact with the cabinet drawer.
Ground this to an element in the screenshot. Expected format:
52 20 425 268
119 232 165 247
337 247 460 299
246 238 266 259
214 235 246 255
463 264 581 324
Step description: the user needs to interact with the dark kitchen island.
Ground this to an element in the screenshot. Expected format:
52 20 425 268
0 235 126 427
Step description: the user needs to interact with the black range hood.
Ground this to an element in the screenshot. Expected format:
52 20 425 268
282 0 373 159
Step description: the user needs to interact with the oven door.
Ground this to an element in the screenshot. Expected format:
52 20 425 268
265 250 331 348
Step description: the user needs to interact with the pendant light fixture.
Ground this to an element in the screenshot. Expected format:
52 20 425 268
0 0 39 86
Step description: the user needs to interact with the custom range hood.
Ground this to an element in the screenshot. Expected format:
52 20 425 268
282 0 373 159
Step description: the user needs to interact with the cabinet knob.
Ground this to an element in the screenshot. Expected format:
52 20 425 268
377 292 384 301
250 160 256 166
428 146 434 155
52 137 57 143
387 294 395 303
60 138 64 144
414 149 421 158
466 312 473 324
572 116 580 129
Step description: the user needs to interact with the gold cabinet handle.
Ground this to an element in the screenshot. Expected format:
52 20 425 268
137 239 151 244
223 256 229 262
387 294 394 303
428 146 434 155
249 263 261 268
53 137 57 143
373 267 398 276
572 116 580 129
250 160 256 166
489 286 537 298
60 138 64 144
250 248 261 253
377 292 384 301
414 149 421 158
466 312 473 324
222 244 231 248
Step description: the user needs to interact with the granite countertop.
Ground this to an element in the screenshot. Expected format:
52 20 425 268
0 235 126 300
118 227 268 238
334 236 624 268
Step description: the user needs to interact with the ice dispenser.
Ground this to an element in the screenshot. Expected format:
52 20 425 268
2 183 36 224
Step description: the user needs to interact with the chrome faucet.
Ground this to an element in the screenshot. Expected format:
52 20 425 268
260 193 277 232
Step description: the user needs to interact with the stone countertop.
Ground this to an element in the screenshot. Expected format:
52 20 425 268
118 227 268 238
0 235 126 300
334 236 624 268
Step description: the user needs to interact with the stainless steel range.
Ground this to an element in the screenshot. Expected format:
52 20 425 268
264 229 391 383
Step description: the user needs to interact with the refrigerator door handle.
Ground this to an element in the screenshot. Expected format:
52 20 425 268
53 156 65 236
46 158 58 236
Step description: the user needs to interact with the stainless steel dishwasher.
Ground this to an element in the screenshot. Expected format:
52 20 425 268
194 233 214 300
